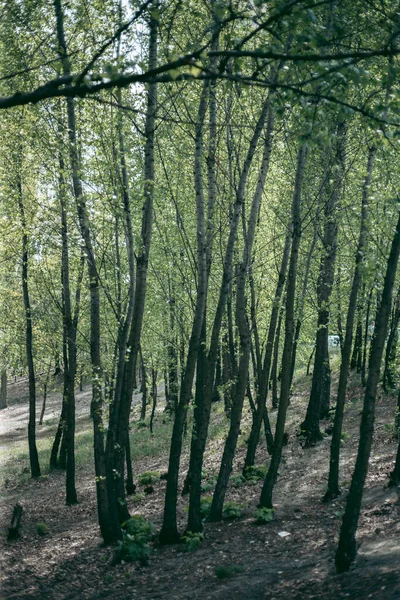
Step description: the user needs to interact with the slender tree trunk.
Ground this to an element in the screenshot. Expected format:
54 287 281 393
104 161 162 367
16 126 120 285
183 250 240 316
39 365 51 425
243 224 290 471
165 290 178 415
209 103 276 521
159 78 209 545
335 208 400 573
59 150 80 505
259 143 307 508
302 123 346 445
114 3 159 522
50 397 66 469
104 82 137 524
335 206 400 572
350 317 362 370
149 368 157 434
389 388 400 485
54 0 118 543
271 312 282 409
222 326 233 416
140 350 148 421
125 435 136 495
17 172 40 478
361 288 373 387
324 145 375 502
383 293 400 392
0 370 7 410
289 181 324 386
212 343 222 402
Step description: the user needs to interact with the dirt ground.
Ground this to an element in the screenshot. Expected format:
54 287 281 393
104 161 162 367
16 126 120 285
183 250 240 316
1 373 400 600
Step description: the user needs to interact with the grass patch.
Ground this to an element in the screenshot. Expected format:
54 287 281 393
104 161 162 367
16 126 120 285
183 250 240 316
243 464 268 481
137 471 160 486
181 531 204 552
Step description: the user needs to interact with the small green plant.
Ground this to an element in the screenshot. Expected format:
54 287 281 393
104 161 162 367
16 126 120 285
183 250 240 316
255 507 274 524
137 420 147 429
340 431 350 444
115 515 156 565
201 476 215 493
200 496 213 518
328 406 336 422
181 530 204 552
223 501 243 520
215 564 243 579
35 522 49 536
131 492 147 503
137 471 160 486
244 464 268 481
230 473 246 488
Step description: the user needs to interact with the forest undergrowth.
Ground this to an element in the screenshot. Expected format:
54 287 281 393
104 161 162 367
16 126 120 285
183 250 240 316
1 367 399 600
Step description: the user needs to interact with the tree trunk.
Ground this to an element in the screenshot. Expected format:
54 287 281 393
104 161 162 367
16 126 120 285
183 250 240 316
289 160 325 387
17 171 40 479
149 368 157 434
383 293 400 392
259 142 307 509
54 0 118 543
59 149 80 505
350 317 362 370
39 365 51 425
209 101 277 522
50 397 66 469
243 224 290 471
140 350 148 421
125 435 136 496
104 82 137 524
271 312 282 409
361 288 373 387
324 145 375 502
301 122 346 445
389 388 400 485
335 208 400 573
0 369 7 410
113 2 159 523
159 77 209 544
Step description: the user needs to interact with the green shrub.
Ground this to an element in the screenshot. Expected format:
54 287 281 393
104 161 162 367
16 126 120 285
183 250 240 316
137 471 160 486
35 522 49 536
223 501 243 519
181 530 204 552
230 473 246 488
243 464 268 481
115 515 156 565
255 507 274 524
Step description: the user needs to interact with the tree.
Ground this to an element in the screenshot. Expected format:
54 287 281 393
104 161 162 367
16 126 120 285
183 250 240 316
335 204 400 572
259 142 308 509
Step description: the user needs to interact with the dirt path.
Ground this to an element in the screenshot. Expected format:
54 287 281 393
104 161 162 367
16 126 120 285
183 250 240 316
1 376 399 599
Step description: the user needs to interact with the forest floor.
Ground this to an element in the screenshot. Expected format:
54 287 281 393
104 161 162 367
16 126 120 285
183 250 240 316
1 365 400 600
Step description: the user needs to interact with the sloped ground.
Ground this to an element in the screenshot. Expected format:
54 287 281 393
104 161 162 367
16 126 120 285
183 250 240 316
1 373 399 600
